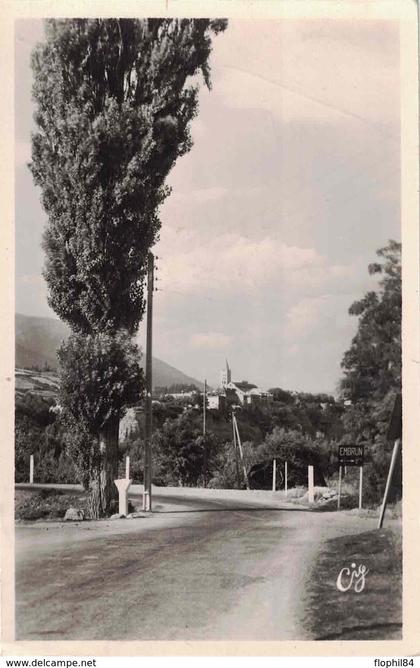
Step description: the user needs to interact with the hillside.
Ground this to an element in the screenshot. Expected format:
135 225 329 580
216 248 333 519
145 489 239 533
15 313 205 391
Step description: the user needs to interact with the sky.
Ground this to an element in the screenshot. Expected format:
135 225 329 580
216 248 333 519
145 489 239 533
15 18 401 393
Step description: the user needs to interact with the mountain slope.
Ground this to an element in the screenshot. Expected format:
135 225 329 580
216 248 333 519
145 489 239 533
15 313 205 390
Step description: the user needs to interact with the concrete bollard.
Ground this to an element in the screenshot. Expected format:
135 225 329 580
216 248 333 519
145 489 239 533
125 455 130 480
308 465 314 504
285 461 288 498
29 454 34 484
114 478 132 516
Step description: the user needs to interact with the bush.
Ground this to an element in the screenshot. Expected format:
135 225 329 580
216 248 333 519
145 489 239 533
15 488 87 520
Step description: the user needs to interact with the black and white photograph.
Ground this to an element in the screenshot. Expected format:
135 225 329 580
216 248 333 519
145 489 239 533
2 0 419 654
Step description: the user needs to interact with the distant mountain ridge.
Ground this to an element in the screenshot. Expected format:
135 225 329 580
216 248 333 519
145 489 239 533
15 313 205 391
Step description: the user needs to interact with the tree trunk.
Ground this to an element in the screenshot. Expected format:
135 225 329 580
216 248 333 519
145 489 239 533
88 417 120 519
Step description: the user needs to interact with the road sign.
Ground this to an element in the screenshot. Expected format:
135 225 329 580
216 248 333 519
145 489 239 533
338 444 364 467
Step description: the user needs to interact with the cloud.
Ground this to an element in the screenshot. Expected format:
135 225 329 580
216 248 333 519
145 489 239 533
190 332 233 350
285 294 358 340
216 66 335 126
157 232 354 299
212 19 399 136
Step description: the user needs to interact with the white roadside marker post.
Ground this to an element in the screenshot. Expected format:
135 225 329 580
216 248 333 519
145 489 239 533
359 466 363 510
29 454 34 484
285 461 288 498
125 455 130 480
114 478 132 517
308 465 314 503
272 458 277 492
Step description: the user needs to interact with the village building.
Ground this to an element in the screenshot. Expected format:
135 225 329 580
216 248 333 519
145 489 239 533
218 360 272 407
207 393 226 411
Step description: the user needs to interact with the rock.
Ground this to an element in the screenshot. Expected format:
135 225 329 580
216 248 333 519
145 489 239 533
63 507 85 522
320 489 337 500
126 512 145 519
110 513 126 519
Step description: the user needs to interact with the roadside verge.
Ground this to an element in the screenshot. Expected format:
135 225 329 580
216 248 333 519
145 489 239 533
301 525 402 640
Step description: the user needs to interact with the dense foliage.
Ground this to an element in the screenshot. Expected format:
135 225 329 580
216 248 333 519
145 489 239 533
339 240 402 503
341 240 401 403
15 394 77 484
120 391 343 489
151 412 220 487
58 332 143 433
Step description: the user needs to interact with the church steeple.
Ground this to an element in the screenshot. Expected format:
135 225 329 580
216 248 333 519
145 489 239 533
220 359 231 388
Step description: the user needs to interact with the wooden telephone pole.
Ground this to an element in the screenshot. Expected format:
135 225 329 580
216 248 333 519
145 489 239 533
378 392 402 528
232 411 241 488
232 412 250 490
143 252 154 512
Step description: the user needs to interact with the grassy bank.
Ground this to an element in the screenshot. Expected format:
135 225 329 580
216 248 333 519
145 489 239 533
303 525 402 640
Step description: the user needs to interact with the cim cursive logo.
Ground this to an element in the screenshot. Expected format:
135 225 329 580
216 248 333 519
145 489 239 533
336 562 369 593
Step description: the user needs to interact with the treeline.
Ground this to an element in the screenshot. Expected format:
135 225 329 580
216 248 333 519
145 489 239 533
15 386 340 490
154 383 199 395
122 391 341 490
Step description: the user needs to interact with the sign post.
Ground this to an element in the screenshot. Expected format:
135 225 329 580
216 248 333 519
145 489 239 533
337 465 342 509
272 458 277 492
337 444 365 510
338 444 365 467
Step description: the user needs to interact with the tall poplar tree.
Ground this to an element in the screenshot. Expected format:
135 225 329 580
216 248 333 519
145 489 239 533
30 18 227 516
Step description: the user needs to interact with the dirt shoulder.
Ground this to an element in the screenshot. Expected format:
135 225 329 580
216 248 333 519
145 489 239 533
302 522 402 640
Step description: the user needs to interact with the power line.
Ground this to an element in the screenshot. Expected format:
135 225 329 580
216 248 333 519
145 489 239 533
221 64 400 146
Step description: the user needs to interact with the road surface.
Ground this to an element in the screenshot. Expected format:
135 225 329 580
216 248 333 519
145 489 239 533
15 488 377 640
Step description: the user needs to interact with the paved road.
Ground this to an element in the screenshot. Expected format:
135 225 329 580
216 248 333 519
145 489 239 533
15 490 376 640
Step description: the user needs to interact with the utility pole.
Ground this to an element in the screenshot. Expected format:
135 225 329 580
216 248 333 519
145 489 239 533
233 413 250 490
143 251 154 512
203 379 207 487
378 438 401 528
378 393 402 528
232 411 240 489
